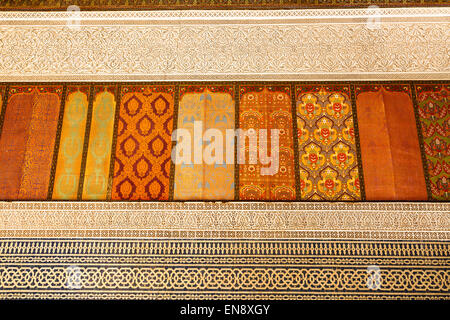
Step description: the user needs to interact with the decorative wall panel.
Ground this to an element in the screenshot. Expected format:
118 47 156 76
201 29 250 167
174 85 235 200
0 202 448 299
0 87 446 296
0 3 448 302
239 85 296 200
52 86 90 200
81 86 117 200
296 84 361 200
415 84 450 201
0 8 448 81
0 86 62 200
0 89 34 199
356 85 428 200
0 81 447 201
112 85 175 200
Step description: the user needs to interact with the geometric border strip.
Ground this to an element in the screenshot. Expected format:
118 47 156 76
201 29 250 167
0 8 449 81
2 292 448 300
0 8 448 22
0 0 448 11
0 238 448 300
1 202 449 240
1 239 447 258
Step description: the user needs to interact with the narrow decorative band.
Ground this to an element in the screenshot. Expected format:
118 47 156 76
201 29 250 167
0 202 448 240
0 8 448 81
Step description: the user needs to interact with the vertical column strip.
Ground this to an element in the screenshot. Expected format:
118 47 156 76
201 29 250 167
82 85 117 200
410 81 433 201
201 88 207 200
169 83 180 201
291 83 301 200
106 84 122 201
77 85 95 200
350 83 366 201
0 84 10 141
234 82 240 200
47 85 67 200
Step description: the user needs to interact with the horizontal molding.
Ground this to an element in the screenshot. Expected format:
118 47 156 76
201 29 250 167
1 292 448 300
0 202 448 240
4 73 449 82
0 8 448 23
0 8 448 81
0 0 448 11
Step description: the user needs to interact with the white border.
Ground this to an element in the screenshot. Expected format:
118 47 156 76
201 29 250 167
0 8 448 81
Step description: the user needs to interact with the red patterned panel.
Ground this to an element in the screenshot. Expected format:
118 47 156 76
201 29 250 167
112 86 175 200
0 86 62 200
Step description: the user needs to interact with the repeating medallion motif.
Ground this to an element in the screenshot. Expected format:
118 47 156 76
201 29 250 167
296 85 361 200
239 86 296 200
112 86 174 200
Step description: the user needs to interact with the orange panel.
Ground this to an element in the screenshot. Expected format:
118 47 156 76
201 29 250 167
112 86 174 200
383 90 427 200
0 92 34 199
18 89 62 199
0 87 62 200
356 87 427 200
239 86 296 200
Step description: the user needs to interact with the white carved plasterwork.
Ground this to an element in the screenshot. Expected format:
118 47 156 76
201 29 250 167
0 202 448 240
0 8 448 22
0 8 448 81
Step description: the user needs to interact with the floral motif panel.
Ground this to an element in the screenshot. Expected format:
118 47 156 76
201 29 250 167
296 85 361 200
239 85 296 200
415 84 449 200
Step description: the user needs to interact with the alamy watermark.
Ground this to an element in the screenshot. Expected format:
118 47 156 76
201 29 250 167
172 121 280 175
366 5 382 30
366 265 382 290
66 265 82 289
67 5 81 30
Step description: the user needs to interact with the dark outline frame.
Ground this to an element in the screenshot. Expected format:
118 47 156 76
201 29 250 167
0 80 447 203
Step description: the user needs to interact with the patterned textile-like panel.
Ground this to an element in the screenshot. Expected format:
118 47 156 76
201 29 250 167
52 86 90 200
174 85 235 200
0 86 62 200
0 81 447 202
112 85 175 200
295 84 361 201
239 85 296 200
415 84 449 200
81 85 117 200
